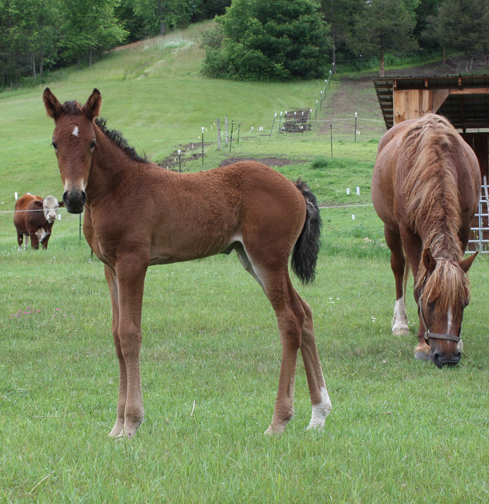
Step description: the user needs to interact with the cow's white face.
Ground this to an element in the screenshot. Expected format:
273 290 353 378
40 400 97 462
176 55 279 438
42 195 62 223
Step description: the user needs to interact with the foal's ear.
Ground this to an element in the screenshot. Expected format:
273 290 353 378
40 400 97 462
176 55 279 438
423 248 436 273
460 251 478 273
82 89 102 120
43 88 62 119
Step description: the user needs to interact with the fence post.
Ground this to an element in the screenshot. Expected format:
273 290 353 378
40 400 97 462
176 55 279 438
225 116 229 146
330 123 333 158
201 127 204 165
217 117 221 151
355 112 358 142
229 120 234 152
270 113 276 137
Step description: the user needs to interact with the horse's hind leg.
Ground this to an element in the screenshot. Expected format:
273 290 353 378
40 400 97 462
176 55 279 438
384 225 409 336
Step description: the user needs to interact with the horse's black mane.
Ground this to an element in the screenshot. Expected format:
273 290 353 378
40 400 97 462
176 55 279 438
95 118 148 164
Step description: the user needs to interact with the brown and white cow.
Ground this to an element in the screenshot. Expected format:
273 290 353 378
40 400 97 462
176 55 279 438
14 193 64 250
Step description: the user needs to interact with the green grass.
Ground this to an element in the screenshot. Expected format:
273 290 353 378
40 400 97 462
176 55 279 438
2 241 489 503
2 23 489 504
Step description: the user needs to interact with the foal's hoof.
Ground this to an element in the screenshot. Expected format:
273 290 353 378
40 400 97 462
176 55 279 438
414 344 431 361
109 419 124 438
264 424 285 436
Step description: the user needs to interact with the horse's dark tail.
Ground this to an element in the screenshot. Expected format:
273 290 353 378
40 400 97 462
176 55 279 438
291 180 322 284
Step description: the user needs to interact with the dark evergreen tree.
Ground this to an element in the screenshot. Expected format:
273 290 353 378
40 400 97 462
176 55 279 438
429 0 489 71
349 0 419 76
203 0 331 81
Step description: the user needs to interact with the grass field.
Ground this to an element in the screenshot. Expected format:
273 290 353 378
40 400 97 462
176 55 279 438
2 23 489 504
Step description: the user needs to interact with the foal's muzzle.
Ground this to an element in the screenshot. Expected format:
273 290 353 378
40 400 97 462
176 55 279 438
63 189 87 214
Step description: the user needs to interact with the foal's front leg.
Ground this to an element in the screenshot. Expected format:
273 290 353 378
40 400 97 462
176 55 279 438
107 260 147 438
105 265 125 438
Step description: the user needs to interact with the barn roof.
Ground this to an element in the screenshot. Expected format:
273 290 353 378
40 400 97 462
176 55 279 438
373 75 489 130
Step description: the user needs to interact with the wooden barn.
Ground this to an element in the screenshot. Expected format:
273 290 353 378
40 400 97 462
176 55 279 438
373 75 489 252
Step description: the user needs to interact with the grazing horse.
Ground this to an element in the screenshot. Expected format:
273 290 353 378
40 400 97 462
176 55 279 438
43 88 331 437
372 113 480 366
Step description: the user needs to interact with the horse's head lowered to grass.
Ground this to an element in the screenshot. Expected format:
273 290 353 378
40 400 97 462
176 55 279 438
415 248 477 367
43 88 102 214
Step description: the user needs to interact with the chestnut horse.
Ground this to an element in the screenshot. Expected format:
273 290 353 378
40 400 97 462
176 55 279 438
372 113 480 366
43 88 331 437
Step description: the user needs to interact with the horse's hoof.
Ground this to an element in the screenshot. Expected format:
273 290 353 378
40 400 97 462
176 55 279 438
392 323 409 336
414 345 431 361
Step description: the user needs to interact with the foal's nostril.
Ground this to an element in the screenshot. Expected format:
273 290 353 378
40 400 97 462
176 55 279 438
63 190 87 213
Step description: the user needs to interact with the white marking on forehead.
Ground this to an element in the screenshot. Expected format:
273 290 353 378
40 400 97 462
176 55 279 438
72 126 79 137
446 307 453 334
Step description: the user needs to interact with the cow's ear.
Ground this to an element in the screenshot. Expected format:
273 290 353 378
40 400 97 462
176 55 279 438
58 200 65 208
33 200 43 209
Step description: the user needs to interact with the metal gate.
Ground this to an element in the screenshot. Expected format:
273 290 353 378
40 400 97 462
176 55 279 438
467 177 489 254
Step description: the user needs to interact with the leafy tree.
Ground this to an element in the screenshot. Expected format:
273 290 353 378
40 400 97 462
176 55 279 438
349 0 419 77
203 0 331 81
320 0 363 73
11 0 59 80
131 0 196 37
190 0 231 23
115 0 147 43
413 0 438 49
60 0 127 68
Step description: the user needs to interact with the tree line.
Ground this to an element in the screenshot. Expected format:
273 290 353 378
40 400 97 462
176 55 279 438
0 0 230 87
1 0 488 88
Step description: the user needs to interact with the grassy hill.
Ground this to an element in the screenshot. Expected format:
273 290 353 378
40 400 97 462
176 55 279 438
0 20 387 253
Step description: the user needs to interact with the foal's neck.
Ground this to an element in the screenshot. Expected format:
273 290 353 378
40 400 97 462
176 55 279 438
87 124 145 201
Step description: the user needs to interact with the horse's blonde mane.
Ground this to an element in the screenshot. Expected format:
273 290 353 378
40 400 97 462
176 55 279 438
422 259 470 316
400 114 470 308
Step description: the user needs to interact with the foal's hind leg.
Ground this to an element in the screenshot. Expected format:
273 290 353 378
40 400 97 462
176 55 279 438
299 298 331 430
384 225 409 336
236 246 300 432
236 245 329 433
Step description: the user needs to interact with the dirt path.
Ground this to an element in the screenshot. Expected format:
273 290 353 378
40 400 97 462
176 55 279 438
319 56 482 140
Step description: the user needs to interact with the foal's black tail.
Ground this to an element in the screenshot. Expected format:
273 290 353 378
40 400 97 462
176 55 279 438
291 180 322 284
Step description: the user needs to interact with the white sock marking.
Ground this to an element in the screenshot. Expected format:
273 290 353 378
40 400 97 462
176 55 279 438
392 298 409 335
307 386 332 430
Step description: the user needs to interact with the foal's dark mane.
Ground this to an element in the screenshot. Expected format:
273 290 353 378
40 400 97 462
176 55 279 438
61 100 147 164
95 118 148 164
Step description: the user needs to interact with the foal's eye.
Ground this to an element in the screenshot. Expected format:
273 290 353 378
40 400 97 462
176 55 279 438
52 141 58 150
90 140 96 150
